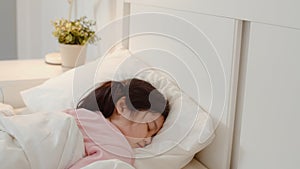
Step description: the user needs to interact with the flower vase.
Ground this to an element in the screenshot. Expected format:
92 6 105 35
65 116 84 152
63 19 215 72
59 44 87 68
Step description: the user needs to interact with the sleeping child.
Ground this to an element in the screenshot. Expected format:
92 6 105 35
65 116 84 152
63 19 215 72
65 78 170 168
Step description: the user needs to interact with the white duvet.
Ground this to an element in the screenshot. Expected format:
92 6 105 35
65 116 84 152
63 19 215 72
0 103 135 169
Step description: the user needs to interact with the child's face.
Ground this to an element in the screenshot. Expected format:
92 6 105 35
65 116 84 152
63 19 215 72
109 97 164 148
119 111 165 148
109 97 165 148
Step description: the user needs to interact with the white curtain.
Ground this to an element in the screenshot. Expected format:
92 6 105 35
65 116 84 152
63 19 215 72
93 0 125 57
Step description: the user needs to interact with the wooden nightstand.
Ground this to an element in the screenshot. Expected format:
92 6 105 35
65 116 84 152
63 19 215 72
0 59 63 108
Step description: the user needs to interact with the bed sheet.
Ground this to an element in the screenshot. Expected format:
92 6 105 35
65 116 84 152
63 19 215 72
182 158 208 169
80 154 208 169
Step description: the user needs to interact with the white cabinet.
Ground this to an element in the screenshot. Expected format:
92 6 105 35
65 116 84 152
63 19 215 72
234 22 300 169
0 59 63 108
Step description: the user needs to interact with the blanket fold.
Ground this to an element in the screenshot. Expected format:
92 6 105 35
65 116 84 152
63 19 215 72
0 112 85 169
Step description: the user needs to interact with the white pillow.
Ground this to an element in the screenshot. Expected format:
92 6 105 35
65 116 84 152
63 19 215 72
21 48 215 169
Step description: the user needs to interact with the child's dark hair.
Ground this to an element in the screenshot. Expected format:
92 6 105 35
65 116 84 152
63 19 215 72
77 78 170 120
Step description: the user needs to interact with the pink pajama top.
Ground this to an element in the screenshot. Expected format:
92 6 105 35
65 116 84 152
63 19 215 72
64 109 134 169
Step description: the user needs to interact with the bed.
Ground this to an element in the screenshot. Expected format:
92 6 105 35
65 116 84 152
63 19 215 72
0 1 239 169
0 50 212 169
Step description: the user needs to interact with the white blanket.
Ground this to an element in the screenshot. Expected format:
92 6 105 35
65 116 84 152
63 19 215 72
0 103 135 169
0 111 84 169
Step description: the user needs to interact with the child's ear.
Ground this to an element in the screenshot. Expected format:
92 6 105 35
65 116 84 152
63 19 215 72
115 96 127 115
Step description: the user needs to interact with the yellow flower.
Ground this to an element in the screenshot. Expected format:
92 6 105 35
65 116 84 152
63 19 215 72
66 23 71 28
51 16 99 45
65 34 73 42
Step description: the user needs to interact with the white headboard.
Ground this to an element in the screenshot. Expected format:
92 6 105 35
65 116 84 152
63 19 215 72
94 1 241 169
